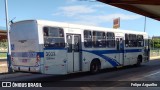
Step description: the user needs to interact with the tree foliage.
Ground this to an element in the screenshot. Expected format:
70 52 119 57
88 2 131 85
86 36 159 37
151 38 160 48
0 39 7 49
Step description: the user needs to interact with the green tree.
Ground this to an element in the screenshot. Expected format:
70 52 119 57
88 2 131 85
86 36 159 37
151 38 160 49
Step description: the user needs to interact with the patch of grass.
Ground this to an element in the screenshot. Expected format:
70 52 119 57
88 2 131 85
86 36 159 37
0 53 7 58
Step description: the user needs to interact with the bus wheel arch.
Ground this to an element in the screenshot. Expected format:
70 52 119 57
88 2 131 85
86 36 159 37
90 58 101 74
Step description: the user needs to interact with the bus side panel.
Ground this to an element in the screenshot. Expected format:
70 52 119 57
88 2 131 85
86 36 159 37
43 49 67 74
82 49 116 72
125 48 143 65
38 25 68 75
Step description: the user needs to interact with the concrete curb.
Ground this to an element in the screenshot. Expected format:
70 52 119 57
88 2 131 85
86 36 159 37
0 57 7 59
150 56 160 60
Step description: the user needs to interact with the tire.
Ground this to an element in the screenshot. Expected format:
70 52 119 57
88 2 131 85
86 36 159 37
90 60 101 74
136 56 142 66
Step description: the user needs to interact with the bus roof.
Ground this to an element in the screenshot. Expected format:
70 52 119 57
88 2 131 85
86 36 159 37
12 19 148 35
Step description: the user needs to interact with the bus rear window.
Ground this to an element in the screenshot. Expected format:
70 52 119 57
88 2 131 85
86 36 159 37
43 27 65 48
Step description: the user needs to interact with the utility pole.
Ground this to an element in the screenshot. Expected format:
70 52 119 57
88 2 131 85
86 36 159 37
144 16 146 32
153 36 154 49
4 0 12 73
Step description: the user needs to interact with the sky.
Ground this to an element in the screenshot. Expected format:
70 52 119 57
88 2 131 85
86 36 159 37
0 0 160 37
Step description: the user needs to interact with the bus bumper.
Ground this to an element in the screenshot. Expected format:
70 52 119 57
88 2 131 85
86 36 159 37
11 65 41 73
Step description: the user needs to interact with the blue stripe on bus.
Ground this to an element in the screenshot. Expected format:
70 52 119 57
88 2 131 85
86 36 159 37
11 52 43 58
125 49 142 53
89 50 122 54
94 54 120 66
11 49 142 67
37 52 44 57
82 50 121 66
81 49 142 67
44 48 141 54
83 49 142 55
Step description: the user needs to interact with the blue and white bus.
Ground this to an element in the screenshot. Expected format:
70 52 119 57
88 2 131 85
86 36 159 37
10 20 149 74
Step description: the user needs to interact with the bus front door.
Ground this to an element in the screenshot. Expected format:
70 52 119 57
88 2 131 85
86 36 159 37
66 34 82 73
116 37 124 66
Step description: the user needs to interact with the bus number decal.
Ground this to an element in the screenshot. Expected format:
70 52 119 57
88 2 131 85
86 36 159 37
46 52 55 56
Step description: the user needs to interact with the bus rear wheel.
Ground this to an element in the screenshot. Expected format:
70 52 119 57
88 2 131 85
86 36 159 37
136 56 142 66
90 60 101 74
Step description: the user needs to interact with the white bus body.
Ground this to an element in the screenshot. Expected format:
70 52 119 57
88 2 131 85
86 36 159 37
10 20 149 74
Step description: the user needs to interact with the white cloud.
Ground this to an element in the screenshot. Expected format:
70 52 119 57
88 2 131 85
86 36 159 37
52 4 117 17
52 4 142 26
97 14 142 21
70 14 142 26
53 5 96 16
71 21 99 26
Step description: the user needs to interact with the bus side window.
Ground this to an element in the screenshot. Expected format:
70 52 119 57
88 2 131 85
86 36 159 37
59 28 64 37
137 35 144 47
128 34 137 47
125 34 129 47
84 30 92 48
43 27 65 48
74 36 80 52
129 34 132 47
93 31 106 48
67 35 72 53
106 32 115 48
43 27 49 36
116 38 119 50
120 38 123 50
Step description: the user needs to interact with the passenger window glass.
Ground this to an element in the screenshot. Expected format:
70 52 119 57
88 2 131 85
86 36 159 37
133 34 137 47
137 35 144 47
129 34 137 47
74 36 80 52
93 31 106 48
125 34 129 47
66 35 72 53
125 34 137 47
43 27 49 36
43 27 65 48
106 32 115 48
84 30 92 48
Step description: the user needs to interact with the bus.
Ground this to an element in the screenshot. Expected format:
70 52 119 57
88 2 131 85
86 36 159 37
10 20 150 74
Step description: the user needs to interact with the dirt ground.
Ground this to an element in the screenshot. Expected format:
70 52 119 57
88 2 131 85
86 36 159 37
0 60 8 73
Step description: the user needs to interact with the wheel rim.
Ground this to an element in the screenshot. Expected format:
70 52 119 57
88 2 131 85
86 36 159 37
91 63 98 72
